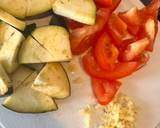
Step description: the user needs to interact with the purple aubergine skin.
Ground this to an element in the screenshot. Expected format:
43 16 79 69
140 0 160 21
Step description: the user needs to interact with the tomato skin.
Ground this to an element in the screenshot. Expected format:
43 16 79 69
95 0 112 7
64 18 84 30
94 32 119 71
107 13 128 45
68 0 122 55
136 16 157 52
140 0 160 16
119 38 150 61
91 77 121 105
70 8 111 55
82 52 139 80
119 7 141 26
110 0 122 12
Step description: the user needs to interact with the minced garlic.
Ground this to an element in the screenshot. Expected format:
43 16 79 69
81 94 137 128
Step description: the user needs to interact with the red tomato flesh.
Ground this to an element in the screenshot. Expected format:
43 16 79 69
120 37 150 61
70 8 111 55
94 32 119 71
91 77 121 105
95 0 113 7
82 52 139 80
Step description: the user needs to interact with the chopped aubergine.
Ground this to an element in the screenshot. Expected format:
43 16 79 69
19 26 72 63
0 0 55 19
0 24 25 73
10 66 34 91
32 63 70 99
0 22 19 44
0 64 11 95
18 36 55 63
3 72 58 113
26 0 55 17
27 64 44 72
0 8 26 31
49 14 66 28
0 0 27 19
31 26 72 61
52 0 96 25
23 23 36 37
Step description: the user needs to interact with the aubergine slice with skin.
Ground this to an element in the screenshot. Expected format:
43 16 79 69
52 0 96 25
10 66 34 91
0 8 26 31
0 64 11 96
0 22 25 73
32 63 71 99
0 0 55 19
3 72 58 113
19 26 72 63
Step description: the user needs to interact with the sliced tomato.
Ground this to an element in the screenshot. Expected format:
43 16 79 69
70 8 111 55
136 17 157 52
134 52 150 70
118 7 141 35
91 77 121 105
144 18 157 51
110 0 122 12
82 52 139 80
120 38 150 61
94 32 119 71
119 7 141 26
107 13 129 45
140 0 160 16
95 0 112 7
118 38 137 53
127 25 140 35
64 18 84 30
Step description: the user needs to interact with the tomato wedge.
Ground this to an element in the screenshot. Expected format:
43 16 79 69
110 0 122 12
144 18 157 51
118 7 141 35
91 77 121 105
82 52 139 80
120 38 150 61
95 0 112 7
70 8 111 55
140 0 160 16
68 0 122 55
107 13 129 45
94 32 119 71
119 7 141 26
64 18 84 30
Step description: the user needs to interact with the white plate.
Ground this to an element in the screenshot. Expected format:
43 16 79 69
0 0 160 128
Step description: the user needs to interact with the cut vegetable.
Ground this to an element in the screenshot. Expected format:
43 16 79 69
0 0 55 19
10 66 34 91
0 25 25 73
26 0 54 17
0 22 16 44
0 8 26 31
0 64 11 95
3 72 58 113
23 23 36 37
52 0 96 25
32 63 70 99
120 38 150 61
144 18 156 51
20 26 72 63
49 14 66 27
19 36 59 63
0 0 27 19
31 26 72 61
27 64 44 72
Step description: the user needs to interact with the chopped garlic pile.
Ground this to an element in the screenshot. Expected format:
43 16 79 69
81 94 137 128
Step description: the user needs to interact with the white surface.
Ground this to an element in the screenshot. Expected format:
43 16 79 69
0 0 160 128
